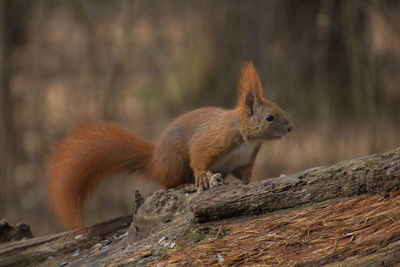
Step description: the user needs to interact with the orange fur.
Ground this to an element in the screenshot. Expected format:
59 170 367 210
48 122 154 228
237 62 268 138
237 61 265 107
48 62 292 228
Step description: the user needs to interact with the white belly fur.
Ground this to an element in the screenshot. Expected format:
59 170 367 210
210 140 261 174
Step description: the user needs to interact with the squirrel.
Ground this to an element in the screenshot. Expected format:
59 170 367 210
47 62 293 229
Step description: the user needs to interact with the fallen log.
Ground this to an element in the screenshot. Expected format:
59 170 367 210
0 216 131 267
190 147 400 222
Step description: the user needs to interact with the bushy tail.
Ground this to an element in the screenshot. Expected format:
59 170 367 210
47 122 154 229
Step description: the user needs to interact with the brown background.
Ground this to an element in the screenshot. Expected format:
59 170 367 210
0 0 399 235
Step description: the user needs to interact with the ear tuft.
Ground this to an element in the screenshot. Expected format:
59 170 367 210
237 61 265 110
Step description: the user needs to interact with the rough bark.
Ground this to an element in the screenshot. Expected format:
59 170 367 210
0 216 132 267
190 147 400 222
0 219 33 243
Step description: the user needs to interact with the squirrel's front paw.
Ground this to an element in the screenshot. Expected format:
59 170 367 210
195 171 224 192
207 171 224 188
195 173 210 192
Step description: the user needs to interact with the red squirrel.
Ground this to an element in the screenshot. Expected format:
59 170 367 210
48 62 293 229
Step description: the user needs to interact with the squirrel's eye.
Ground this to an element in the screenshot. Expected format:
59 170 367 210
265 114 274 121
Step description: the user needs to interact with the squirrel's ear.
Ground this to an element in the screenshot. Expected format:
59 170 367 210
237 62 265 109
245 91 256 116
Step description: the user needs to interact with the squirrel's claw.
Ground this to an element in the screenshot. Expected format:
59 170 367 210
196 173 210 192
196 171 225 192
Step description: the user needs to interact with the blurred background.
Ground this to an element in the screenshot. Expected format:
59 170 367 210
0 0 399 235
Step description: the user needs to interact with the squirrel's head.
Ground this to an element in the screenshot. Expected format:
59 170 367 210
237 62 293 140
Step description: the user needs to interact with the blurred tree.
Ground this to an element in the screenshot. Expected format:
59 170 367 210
0 0 17 214
0 0 30 214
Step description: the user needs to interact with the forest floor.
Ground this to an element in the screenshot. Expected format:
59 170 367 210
1 147 400 266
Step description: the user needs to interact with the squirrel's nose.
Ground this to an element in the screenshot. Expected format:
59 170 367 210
287 125 293 132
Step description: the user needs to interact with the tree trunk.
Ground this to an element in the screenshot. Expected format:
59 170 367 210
0 0 18 215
